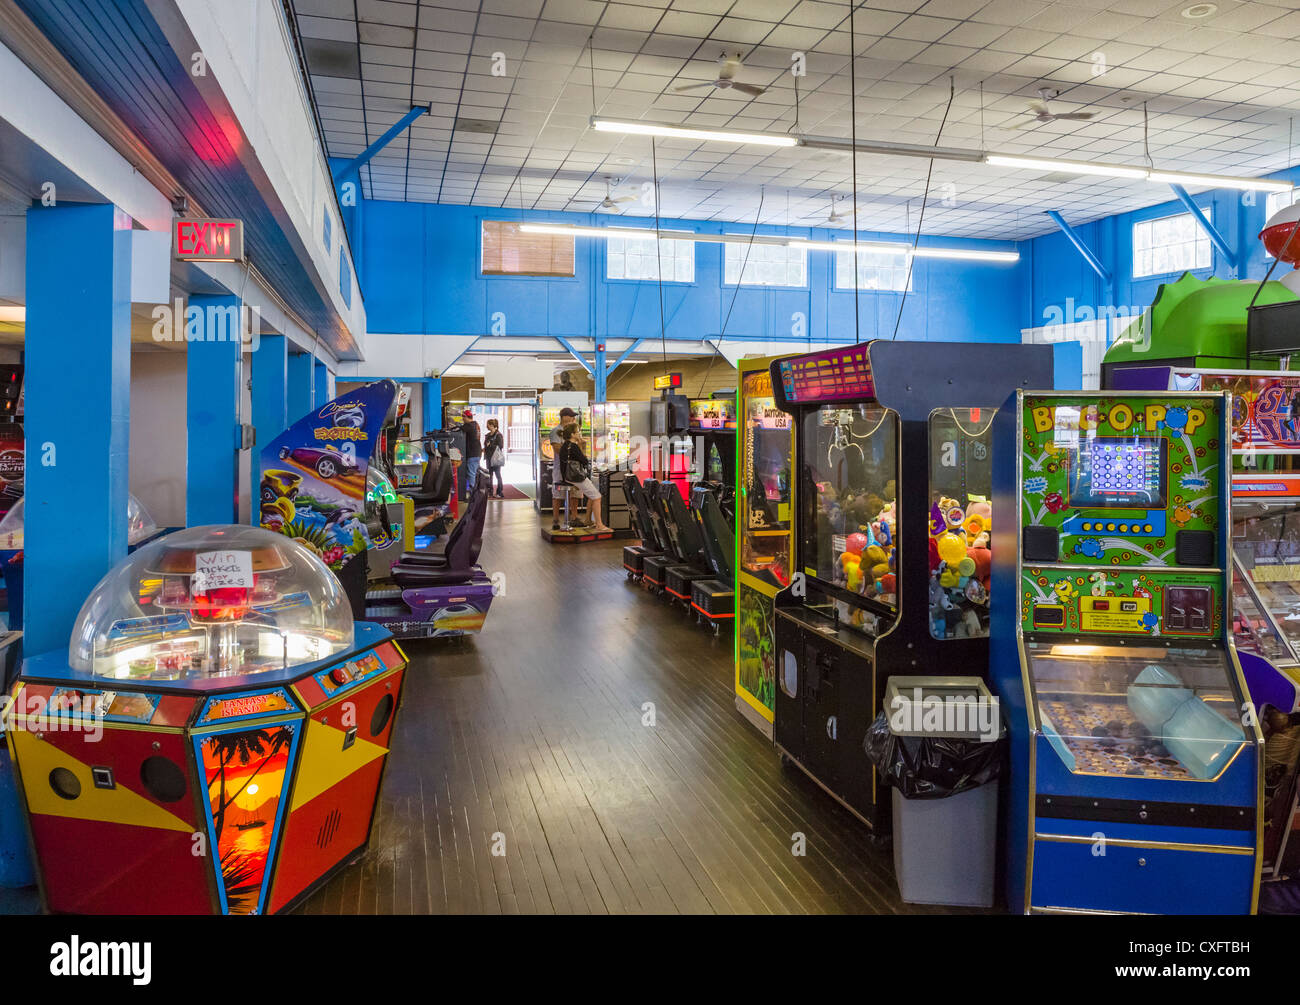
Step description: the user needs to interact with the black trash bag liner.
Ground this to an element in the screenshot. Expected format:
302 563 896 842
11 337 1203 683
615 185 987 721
863 710 1002 799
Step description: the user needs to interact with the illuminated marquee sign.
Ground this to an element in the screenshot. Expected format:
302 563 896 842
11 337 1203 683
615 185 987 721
174 217 244 262
653 372 682 391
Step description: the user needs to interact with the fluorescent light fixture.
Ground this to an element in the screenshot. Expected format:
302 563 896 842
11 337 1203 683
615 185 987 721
519 223 694 240
912 247 1019 263
787 239 1019 264
1147 170 1293 193
591 117 797 147
0 305 25 324
985 154 1149 180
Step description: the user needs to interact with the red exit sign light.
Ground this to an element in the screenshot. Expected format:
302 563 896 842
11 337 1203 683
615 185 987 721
174 218 244 262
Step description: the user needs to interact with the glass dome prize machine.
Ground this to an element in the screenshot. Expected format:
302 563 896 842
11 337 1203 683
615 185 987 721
5 526 409 915
769 341 1053 829
989 391 1264 915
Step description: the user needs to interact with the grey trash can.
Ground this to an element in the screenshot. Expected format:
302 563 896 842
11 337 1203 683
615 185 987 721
878 676 1003 908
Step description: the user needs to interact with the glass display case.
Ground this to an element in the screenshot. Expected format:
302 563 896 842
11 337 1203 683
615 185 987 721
798 404 897 633
1233 498 1300 666
1024 641 1249 781
67 525 354 680
928 408 995 640
740 370 793 588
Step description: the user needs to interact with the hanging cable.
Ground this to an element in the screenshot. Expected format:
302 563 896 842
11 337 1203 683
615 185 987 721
849 0 861 344
891 75 955 341
652 137 668 366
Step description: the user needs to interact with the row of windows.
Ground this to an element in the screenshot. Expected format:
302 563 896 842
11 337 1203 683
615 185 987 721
481 221 913 290
483 198 1296 288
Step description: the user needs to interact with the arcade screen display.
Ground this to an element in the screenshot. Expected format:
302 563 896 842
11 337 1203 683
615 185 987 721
1069 436 1166 509
1023 641 1247 781
799 403 897 620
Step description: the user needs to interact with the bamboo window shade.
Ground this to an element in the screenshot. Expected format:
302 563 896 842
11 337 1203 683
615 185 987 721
481 221 575 277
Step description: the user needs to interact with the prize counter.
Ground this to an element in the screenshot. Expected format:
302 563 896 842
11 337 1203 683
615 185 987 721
4 525 407 915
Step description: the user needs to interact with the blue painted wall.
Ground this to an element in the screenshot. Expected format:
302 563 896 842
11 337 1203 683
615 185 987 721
357 200 1026 345
1022 167 1299 332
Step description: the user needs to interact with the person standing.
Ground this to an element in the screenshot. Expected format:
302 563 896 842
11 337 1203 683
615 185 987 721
484 418 506 498
461 408 482 495
549 406 577 530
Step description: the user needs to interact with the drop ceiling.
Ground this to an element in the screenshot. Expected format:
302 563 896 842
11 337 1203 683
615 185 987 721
289 0 1300 240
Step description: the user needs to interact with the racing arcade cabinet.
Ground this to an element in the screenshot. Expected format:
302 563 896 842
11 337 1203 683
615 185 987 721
769 340 1052 830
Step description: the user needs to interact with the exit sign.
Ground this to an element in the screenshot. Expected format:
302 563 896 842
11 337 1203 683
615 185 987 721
174 218 244 262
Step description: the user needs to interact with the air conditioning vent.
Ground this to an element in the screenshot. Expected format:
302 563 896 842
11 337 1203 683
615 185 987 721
454 117 499 135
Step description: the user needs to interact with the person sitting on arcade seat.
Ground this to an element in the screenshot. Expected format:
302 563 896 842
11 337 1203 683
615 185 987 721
558 424 610 533
550 406 577 530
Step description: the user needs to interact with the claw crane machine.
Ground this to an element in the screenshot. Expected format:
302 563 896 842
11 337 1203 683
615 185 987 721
768 340 1051 828
990 390 1264 914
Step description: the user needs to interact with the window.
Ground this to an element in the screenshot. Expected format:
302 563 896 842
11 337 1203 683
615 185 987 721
835 247 913 292
607 236 694 282
1132 211 1211 278
724 241 806 287
323 206 333 254
481 221 575 277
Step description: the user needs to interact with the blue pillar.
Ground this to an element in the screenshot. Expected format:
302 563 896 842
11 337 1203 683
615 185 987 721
251 333 288 448
313 359 329 407
422 379 442 432
25 203 131 653
186 293 242 526
288 352 313 422
594 345 607 403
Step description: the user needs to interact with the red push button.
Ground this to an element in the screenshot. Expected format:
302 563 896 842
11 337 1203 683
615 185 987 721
330 666 350 686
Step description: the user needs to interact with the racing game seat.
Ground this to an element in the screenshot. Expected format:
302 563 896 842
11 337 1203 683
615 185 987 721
621 475 665 578
405 431 455 506
398 472 488 567
655 481 713 604
388 475 489 586
688 484 736 628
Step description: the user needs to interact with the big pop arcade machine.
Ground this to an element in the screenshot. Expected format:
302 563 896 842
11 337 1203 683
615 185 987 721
767 340 1052 827
5 525 407 914
989 391 1264 914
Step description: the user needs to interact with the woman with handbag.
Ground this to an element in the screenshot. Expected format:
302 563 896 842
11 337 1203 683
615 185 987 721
484 418 506 498
557 424 611 532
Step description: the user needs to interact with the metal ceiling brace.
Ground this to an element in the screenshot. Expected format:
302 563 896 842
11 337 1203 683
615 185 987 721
1045 210 1112 286
332 104 431 182
554 336 595 375
1168 184 1237 275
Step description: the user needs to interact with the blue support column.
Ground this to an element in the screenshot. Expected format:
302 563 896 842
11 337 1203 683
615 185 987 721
313 359 329 407
287 352 313 422
422 379 442 433
251 333 288 449
25 204 131 653
186 294 242 526
594 345 607 403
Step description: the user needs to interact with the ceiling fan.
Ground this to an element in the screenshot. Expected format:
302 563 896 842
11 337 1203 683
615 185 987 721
1015 87 1095 129
827 195 849 224
595 177 637 210
673 53 766 97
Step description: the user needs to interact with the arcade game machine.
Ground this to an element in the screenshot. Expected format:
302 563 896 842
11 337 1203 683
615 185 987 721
261 382 494 642
536 393 591 513
1101 215 1300 883
5 525 407 914
391 437 428 492
593 400 634 536
989 390 1264 914
648 374 692 501
734 355 795 739
688 393 737 521
769 341 1052 829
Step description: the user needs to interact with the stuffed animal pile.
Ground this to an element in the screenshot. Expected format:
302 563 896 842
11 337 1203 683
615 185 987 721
928 493 992 638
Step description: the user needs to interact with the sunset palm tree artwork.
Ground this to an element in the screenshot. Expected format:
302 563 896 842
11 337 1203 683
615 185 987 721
197 724 298 915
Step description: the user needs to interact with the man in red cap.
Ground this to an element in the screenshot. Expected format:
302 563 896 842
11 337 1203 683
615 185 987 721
461 408 482 495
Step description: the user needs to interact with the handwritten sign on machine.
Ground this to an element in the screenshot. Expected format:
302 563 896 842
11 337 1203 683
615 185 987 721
192 550 254 594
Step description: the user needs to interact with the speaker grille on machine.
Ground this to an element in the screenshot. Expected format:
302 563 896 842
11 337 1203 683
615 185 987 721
317 808 342 849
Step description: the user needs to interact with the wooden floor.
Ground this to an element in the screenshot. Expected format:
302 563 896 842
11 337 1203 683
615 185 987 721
298 498 957 916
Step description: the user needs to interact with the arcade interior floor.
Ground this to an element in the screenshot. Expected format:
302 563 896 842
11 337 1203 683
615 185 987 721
288 498 946 916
